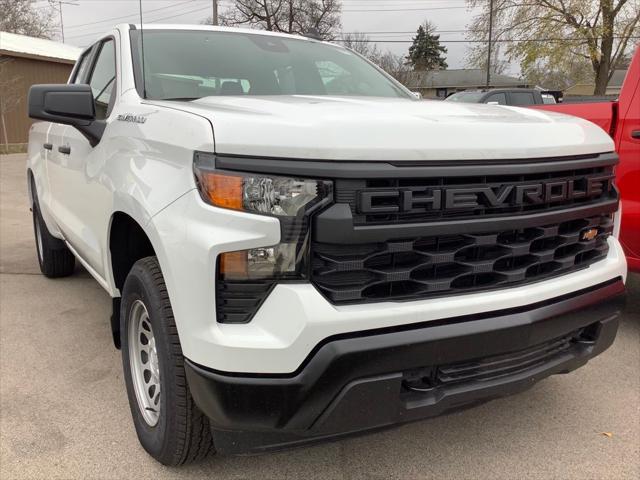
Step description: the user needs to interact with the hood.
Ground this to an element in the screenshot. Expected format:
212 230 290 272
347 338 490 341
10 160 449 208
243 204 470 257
148 96 613 161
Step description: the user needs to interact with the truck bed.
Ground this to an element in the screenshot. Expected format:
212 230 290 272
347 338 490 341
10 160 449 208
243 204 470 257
532 101 616 135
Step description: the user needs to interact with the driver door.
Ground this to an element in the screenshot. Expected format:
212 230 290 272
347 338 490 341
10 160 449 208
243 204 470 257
50 37 117 277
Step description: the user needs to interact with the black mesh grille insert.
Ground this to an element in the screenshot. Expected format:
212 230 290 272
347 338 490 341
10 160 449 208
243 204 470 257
335 165 615 225
435 332 575 385
311 215 612 304
403 326 594 392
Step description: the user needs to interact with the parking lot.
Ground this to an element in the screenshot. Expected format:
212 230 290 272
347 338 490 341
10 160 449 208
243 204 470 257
0 152 638 479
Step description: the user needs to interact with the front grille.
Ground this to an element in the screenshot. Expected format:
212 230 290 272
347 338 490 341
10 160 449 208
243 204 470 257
311 215 612 304
335 164 615 225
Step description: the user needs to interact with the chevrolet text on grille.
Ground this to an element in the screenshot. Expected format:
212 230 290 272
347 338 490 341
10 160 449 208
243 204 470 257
357 173 615 214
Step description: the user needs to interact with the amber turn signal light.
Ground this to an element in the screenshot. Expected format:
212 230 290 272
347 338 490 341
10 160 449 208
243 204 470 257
196 171 243 210
219 251 248 279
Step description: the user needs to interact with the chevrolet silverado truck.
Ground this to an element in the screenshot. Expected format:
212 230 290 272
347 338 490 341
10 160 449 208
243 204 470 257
532 46 640 272
27 24 627 465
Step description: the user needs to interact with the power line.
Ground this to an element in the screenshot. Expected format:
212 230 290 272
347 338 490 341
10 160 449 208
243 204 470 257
65 4 211 40
65 0 198 31
147 5 212 23
337 36 640 43
342 6 470 11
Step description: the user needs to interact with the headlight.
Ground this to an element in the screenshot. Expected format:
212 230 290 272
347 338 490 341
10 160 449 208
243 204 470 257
193 152 333 323
194 152 332 217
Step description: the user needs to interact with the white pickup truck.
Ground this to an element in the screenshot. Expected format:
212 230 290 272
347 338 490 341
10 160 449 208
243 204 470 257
27 24 627 465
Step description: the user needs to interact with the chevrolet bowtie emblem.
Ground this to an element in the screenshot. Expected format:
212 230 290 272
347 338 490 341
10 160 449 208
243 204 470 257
581 228 599 241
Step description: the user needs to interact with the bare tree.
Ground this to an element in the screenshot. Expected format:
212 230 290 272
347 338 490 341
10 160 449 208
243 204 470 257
342 32 380 58
0 58 23 146
466 0 640 95
204 0 342 40
340 32 411 85
465 41 510 75
0 0 56 39
523 56 595 89
376 51 412 85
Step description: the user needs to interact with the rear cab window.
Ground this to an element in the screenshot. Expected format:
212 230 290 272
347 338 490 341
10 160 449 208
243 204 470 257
510 91 536 106
484 92 507 105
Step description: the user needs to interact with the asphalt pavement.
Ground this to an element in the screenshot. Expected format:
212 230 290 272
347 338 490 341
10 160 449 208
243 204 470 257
1 153 638 479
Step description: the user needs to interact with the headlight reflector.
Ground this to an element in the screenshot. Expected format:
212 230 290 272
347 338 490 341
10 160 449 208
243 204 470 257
194 152 332 217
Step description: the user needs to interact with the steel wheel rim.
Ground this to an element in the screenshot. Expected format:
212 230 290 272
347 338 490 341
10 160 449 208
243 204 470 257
128 299 161 426
34 215 44 263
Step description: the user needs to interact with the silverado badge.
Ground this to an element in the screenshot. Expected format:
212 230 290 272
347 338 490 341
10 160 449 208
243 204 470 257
116 113 147 124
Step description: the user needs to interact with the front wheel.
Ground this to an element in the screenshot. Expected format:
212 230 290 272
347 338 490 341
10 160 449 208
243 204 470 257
120 256 214 465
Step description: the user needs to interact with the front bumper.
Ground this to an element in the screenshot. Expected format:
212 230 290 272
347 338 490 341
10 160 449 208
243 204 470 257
185 278 626 454
151 186 627 373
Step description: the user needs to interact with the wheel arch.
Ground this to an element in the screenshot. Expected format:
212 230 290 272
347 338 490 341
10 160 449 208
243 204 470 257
107 210 159 348
27 168 35 207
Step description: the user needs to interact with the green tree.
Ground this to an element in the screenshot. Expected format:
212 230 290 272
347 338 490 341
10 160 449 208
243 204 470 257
406 21 448 71
466 0 640 95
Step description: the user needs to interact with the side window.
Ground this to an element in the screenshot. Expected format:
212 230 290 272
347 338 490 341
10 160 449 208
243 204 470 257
510 91 536 106
541 94 556 104
485 93 507 105
71 49 93 84
88 39 116 119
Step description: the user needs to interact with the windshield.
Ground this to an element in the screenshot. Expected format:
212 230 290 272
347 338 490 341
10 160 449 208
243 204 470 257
130 30 410 100
445 91 486 103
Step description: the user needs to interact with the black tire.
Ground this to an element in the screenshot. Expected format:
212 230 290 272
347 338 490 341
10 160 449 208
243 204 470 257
32 204 75 278
120 256 214 465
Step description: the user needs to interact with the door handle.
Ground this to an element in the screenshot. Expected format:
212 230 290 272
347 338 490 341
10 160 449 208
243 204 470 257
43 143 53 150
632 130 640 139
58 146 71 155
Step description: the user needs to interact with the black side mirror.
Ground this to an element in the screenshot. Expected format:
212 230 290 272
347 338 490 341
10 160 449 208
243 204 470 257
28 84 105 147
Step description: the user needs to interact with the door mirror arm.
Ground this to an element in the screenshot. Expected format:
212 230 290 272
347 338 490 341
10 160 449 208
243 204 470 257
78 121 106 147
28 84 105 147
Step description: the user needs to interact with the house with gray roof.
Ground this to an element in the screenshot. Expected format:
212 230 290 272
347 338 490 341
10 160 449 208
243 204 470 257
403 69 532 99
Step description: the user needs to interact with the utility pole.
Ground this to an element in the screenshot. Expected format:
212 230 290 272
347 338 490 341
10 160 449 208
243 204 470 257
58 1 79 44
485 0 494 88
212 0 219 25
59 1 65 42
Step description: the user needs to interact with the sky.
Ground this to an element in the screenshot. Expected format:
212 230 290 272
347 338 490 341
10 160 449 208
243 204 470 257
34 0 486 70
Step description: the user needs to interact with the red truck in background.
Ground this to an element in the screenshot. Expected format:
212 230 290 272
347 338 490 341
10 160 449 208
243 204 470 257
533 47 640 272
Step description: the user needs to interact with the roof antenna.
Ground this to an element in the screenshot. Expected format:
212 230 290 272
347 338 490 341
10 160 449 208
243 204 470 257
138 0 147 99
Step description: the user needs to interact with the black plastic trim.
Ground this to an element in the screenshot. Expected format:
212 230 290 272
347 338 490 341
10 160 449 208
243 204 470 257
110 297 121 349
214 152 618 179
185 278 624 454
313 198 618 243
